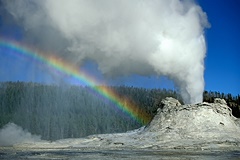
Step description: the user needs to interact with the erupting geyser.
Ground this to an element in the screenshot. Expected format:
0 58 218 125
3 0 209 103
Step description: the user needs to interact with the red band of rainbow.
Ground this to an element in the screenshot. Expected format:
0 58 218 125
0 39 151 125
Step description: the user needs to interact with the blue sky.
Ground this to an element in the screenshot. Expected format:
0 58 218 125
198 0 240 95
0 0 239 96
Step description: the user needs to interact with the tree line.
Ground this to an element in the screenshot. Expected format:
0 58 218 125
203 91 240 118
0 81 239 140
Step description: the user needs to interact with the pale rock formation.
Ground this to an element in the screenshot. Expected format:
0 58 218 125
139 97 240 149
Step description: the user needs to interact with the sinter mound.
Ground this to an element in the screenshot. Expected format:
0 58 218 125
140 97 240 149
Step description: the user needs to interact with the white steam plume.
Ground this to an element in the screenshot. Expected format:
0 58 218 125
3 0 209 103
0 123 41 146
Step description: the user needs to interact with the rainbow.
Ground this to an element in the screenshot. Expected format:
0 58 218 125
0 39 151 124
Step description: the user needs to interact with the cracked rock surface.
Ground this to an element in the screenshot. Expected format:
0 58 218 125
141 97 240 148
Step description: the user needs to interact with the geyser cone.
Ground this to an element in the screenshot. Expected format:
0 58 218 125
144 97 240 142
